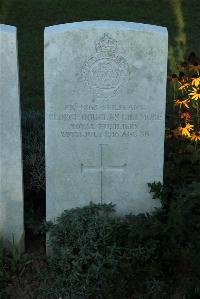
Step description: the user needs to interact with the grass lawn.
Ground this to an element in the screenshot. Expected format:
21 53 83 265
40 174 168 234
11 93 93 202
0 0 199 110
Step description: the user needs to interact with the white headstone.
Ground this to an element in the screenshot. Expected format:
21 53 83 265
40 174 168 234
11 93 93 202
45 21 168 221
0 24 24 249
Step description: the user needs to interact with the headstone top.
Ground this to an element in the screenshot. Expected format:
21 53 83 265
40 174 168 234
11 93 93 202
45 20 168 35
0 24 16 33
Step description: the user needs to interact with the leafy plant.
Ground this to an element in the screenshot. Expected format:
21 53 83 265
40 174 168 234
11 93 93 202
0 236 32 298
38 203 166 298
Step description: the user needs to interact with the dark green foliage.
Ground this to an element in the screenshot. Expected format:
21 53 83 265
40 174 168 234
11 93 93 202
35 189 199 299
0 238 32 299
164 138 200 187
28 190 193 299
0 239 10 298
22 111 45 234
44 202 165 299
1 182 200 298
149 181 200 297
22 110 44 194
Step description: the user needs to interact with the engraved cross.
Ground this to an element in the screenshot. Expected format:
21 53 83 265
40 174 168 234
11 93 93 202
81 144 127 203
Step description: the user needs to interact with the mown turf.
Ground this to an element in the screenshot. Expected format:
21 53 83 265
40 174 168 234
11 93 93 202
0 0 199 110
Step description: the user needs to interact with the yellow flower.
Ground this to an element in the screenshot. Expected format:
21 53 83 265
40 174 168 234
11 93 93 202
192 77 200 87
174 97 190 108
178 123 194 137
189 87 200 100
190 131 200 141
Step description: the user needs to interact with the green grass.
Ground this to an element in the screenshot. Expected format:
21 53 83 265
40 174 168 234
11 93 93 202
0 0 199 110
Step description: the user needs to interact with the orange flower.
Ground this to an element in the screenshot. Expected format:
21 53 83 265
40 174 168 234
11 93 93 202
178 82 190 90
179 111 191 121
178 123 194 137
174 97 190 108
190 131 200 141
189 87 200 100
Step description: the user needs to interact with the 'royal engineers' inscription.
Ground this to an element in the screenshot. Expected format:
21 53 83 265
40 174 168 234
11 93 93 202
49 103 163 139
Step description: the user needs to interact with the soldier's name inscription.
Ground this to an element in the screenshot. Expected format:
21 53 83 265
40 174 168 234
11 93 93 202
49 102 163 139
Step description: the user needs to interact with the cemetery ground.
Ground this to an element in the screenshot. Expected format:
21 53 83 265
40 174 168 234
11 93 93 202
0 1 200 298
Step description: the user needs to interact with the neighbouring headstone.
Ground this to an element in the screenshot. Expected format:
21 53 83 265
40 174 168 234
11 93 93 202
45 21 168 221
0 24 24 249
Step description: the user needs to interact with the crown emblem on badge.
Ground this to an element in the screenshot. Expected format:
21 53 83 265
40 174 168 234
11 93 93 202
82 33 129 99
95 33 117 55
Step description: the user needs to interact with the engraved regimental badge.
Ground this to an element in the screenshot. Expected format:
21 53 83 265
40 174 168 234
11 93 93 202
82 33 130 99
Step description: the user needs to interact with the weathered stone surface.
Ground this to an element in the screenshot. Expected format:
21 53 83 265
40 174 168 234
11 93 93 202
0 24 24 248
45 21 168 221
